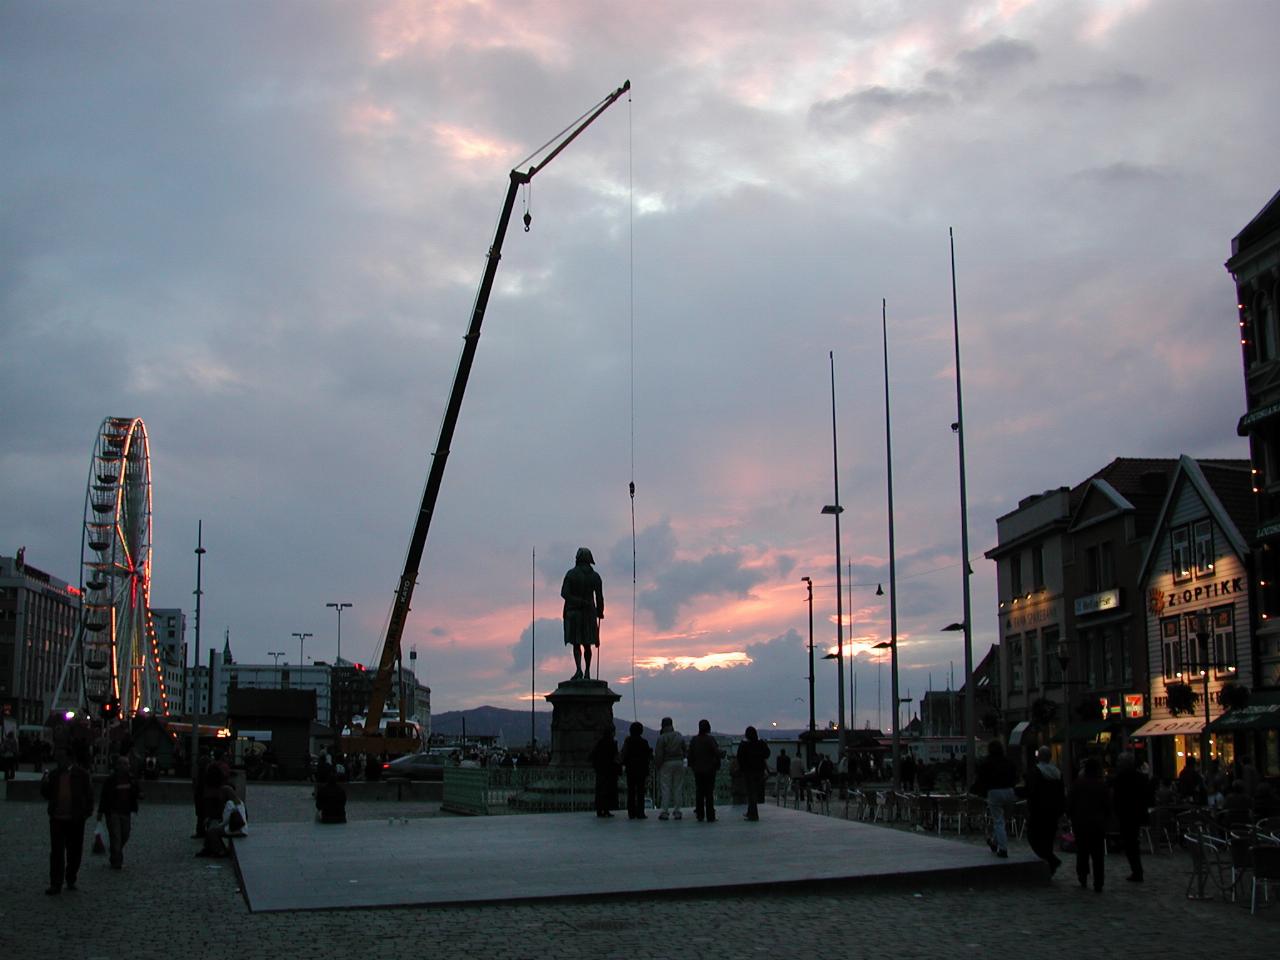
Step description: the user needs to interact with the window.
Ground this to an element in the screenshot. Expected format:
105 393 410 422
1009 636 1023 693
1085 541 1115 592
1211 606 1237 677
1171 527 1192 584
1184 612 1210 675
1119 624 1132 685
1010 551 1023 596
1101 628 1115 685
1031 545 1044 590
1161 617 1182 679
1027 632 1041 690
1043 626 1061 684
1193 520 1215 579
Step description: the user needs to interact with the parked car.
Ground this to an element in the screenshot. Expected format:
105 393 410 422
381 752 448 782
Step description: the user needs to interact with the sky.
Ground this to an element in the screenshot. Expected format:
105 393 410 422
3 0 1278 737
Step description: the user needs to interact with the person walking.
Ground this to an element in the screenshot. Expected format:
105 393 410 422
976 739 1018 858
40 749 94 894
1110 751 1151 882
654 717 686 820
687 719 721 822
619 722 653 819
96 754 140 870
1024 745 1065 875
1068 756 1112 892
736 726 771 821
588 726 620 817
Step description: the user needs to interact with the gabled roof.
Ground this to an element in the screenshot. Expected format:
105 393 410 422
1230 187 1280 260
1136 456 1252 585
1068 477 1135 532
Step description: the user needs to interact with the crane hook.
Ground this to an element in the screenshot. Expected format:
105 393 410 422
523 211 532 232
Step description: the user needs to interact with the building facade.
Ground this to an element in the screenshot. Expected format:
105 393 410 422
0 552 80 725
1135 457 1256 777
149 607 187 715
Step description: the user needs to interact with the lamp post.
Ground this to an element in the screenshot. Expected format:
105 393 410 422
1192 609 1236 764
880 299 902 791
190 521 205 783
824 350 846 753
802 576 816 764
326 602 352 663
949 228 977 789
268 651 284 688
292 632 313 671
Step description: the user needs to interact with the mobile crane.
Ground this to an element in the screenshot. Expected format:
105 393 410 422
342 81 631 758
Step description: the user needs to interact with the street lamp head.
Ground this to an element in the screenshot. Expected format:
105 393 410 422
872 640 891 650
801 575 811 585
876 583 884 596
941 622 965 632
822 652 839 660
821 505 844 515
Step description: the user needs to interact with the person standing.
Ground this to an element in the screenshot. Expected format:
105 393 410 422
315 770 348 824
976 739 1018 858
687 719 721 823
40 749 94 894
619 722 653 819
97 754 140 870
736 726 771 821
0 731 17 780
1068 756 1112 892
1024 746 1065 875
654 717 686 820
588 726 620 818
1110 751 1150 882
775 749 791 802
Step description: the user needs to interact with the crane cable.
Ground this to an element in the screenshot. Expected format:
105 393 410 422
627 88 638 723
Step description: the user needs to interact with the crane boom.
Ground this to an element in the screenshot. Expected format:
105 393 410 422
360 81 631 745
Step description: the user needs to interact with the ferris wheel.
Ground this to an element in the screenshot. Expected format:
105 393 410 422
75 416 165 718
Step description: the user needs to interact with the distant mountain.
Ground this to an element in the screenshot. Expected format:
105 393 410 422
430 705 659 747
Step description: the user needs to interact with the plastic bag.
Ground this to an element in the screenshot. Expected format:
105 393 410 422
92 821 107 855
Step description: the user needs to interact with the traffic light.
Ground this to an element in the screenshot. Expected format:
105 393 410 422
100 698 119 721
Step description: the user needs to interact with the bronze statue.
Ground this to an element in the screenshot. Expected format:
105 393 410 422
561 547 604 680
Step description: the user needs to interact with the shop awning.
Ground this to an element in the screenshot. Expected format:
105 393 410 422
1008 721 1033 746
1207 691 1280 732
1130 717 1205 737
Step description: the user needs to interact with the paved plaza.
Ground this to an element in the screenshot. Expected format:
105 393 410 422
2 779 1276 959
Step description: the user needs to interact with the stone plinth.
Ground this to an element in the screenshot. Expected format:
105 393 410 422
546 677 621 768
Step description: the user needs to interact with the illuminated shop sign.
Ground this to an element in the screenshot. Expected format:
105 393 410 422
1148 577 1243 615
1075 589 1119 616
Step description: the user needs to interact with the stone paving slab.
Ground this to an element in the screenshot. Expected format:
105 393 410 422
234 806 1042 911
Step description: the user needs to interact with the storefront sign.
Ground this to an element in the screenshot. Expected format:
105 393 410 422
1149 576 1243 615
1124 694 1144 719
1075 589 1120 616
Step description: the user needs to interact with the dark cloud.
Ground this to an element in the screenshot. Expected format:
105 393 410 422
956 36 1038 75
810 85 952 129
1073 161 1170 186
507 617 566 674
1035 71 1150 103
640 550 772 631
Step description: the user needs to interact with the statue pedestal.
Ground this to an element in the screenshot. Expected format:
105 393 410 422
546 678 621 768
510 678 620 812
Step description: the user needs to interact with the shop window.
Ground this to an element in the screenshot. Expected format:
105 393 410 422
1028 632 1041 690
1161 617 1183 679
1043 626 1061 684
1193 520 1215 579
1171 527 1192 584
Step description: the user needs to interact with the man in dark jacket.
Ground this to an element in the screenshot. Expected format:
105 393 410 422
1068 756 1112 892
588 726 619 817
619 722 653 819
687 719 721 823
1024 746 1065 875
976 739 1018 858
40 749 95 894
97 754 140 869
1110 751 1151 882
736 727 770 821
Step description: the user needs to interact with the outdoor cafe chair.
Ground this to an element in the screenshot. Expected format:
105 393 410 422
1251 844 1280 915
933 794 965 835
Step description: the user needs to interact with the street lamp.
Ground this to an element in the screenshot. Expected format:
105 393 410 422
801 576 816 763
292 632 313 670
824 349 846 755
941 618 975 784
1192 609 1236 764
268 650 284 688
326 602 352 663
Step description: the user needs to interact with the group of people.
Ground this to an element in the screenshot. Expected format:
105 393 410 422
39 746 140 894
977 741 1153 892
589 720 773 822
